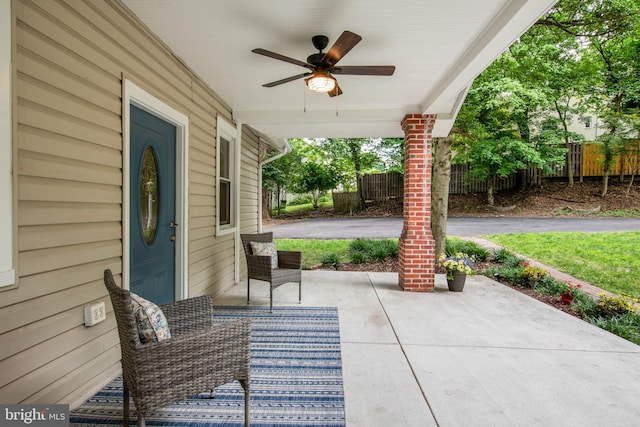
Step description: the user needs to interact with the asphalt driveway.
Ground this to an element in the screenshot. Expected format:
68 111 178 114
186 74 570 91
264 216 640 239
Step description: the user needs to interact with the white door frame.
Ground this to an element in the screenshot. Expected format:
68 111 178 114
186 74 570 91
122 78 189 300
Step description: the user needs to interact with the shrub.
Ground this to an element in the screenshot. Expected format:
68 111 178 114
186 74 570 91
320 253 341 268
534 276 565 296
348 238 398 262
492 248 523 268
485 265 524 285
520 265 548 288
586 313 640 345
445 238 489 261
596 293 639 317
288 195 312 206
350 250 368 264
573 293 599 318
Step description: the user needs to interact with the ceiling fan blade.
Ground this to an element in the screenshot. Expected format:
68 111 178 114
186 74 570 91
252 48 311 69
328 84 343 97
262 72 311 87
333 65 396 76
322 31 362 67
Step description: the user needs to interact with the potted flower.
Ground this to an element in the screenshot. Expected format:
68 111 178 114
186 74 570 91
560 282 582 305
438 252 476 292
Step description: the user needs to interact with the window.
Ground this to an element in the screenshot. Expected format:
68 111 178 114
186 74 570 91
216 117 236 235
584 116 592 129
0 1 15 288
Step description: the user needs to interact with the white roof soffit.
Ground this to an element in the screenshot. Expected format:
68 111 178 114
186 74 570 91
123 0 557 138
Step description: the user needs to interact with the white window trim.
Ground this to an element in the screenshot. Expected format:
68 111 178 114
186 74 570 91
123 79 190 300
0 0 15 289
216 116 238 236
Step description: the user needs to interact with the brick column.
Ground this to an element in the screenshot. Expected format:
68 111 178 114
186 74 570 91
398 114 436 291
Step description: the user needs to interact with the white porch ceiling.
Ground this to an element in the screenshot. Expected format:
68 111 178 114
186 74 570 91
122 0 557 138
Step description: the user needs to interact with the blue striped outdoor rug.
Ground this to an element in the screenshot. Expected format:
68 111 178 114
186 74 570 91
70 306 344 426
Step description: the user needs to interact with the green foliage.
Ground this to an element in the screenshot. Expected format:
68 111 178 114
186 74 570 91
451 0 640 191
293 162 337 209
485 232 640 298
348 238 398 263
349 251 368 265
486 233 640 346
461 137 549 182
534 275 568 296
521 265 549 287
599 208 640 217
485 265 524 285
586 313 640 346
320 253 341 268
596 293 639 317
275 239 351 270
491 248 523 268
287 195 312 206
572 292 599 318
445 238 489 261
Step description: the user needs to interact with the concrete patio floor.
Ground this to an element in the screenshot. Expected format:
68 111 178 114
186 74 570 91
214 271 640 427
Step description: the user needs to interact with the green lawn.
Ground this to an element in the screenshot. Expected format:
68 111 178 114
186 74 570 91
275 238 398 269
275 239 352 269
484 232 640 297
272 199 333 215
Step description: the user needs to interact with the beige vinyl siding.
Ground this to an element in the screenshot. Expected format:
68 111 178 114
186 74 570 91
238 127 261 279
1 0 261 407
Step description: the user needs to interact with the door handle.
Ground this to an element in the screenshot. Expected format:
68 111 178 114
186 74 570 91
170 235 176 242
170 222 178 228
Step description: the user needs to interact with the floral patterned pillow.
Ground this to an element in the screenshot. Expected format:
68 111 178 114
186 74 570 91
250 241 278 269
130 293 171 344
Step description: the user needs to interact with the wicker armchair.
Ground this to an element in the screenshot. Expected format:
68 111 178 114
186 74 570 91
241 232 302 312
103 269 251 427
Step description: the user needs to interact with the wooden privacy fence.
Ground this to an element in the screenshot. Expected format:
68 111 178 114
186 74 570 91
449 165 517 194
361 172 403 200
582 143 640 177
332 192 359 213
353 143 639 198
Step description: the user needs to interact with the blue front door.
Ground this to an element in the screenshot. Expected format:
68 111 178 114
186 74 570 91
130 105 176 305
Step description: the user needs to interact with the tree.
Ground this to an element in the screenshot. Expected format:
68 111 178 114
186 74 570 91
316 138 386 209
538 0 640 195
459 137 549 206
261 141 303 217
453 73 560 205
292 162 337 209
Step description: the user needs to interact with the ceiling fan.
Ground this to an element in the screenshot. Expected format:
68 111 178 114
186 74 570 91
252 31 395 97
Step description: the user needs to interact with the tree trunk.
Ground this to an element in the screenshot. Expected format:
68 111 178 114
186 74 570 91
348 140 366 210
556 101 574 187
487 178 495 206
276 186 282 215
356 174 365 210
262 187 271 220
601 172 609 197
431 136 453 258
565 132 574 187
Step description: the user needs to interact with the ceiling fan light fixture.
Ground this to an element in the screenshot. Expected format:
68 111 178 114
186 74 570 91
306 70 336 93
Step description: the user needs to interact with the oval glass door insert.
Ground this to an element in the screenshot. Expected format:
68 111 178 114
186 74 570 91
140 146 159 245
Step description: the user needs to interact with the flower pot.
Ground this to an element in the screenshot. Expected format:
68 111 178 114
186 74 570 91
447 272 467 292
561 293 574 305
